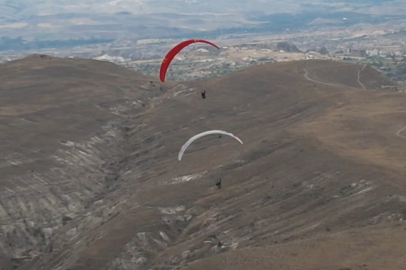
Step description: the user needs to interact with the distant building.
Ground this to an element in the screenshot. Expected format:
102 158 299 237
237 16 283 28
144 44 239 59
366 49 380 56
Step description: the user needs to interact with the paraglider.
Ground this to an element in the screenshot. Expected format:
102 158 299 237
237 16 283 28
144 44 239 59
159 39 220 82
216 179 222 189
178 130 243 161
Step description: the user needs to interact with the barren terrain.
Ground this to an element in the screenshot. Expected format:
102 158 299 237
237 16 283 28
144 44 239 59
1 56 406 270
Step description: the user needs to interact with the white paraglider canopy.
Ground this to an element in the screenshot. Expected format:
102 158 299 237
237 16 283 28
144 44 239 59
178 130 243 161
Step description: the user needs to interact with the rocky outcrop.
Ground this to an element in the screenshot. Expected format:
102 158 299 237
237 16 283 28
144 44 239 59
276 42 302 53
318 46 329 55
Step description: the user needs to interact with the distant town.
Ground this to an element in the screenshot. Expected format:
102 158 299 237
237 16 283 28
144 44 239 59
1 15 406 90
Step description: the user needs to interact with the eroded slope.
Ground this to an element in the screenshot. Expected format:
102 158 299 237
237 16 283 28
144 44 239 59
0 54 166 269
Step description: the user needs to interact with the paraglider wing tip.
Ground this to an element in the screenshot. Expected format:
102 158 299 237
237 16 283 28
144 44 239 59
232 135 243 144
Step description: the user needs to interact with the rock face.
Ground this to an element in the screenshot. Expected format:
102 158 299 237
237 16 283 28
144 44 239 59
276 42 302 53
0 55 163 269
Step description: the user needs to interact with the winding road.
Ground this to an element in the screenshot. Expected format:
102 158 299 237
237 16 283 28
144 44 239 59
303 64 366 90
303 66 406 138
357 65 366 90
303 68 340 88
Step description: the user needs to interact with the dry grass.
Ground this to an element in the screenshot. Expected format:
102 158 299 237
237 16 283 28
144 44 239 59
1 56 405 270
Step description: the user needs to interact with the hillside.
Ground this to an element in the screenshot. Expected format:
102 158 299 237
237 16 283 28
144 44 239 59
1 57 406 270
0 54 165 269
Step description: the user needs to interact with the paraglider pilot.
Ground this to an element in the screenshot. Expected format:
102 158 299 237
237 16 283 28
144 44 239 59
201 90 206 99
216 179 222 189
